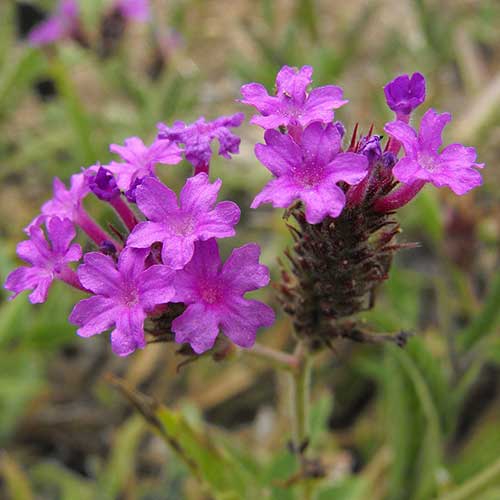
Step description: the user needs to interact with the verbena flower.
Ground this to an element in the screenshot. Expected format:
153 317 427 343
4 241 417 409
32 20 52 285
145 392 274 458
157 113 245 174
385 109 483 195
384 72 426 118
69 248 175 356
4 217 82 304
87 166 120 201
171 239 275 354
127 174 240 269
239 65 347 130
108 136 182 192
115 0 150 21
40 173 116 246
251 122 368 223
28 0 80 46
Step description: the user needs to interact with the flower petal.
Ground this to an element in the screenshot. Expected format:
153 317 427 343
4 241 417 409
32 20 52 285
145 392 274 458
77 252 122 295
197 201 240 240
46 217 76 254
418 109 452 154
302 85 347 125
172 303 220 354
384 120 418 158
161 235 195 270
220 297 275 348
137 265 175 311
70 295 120 337
251 176 300 210
112 306 146 356
179 173 221 213
301 122 342 166
135 177 179 221
127 221 169 249
326 152 369 185
301 181 346 223
255 130 302 176
221 243 270 294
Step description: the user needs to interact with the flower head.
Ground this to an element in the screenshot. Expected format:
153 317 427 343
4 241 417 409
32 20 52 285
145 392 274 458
251 122 369 223
108 136 182 191
69 248 175 356
385 109 484 195
384 72 426 117
239 65 347 130
41 173 90 222
171 239 275 353
4 217 82 304
127 174 240 269
115 0 150 21
157 113 245 174
28 0 80 46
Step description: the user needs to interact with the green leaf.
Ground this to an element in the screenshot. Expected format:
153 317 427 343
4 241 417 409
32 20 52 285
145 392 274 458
111 377 260 500
97 416 147 500
0 453 34 500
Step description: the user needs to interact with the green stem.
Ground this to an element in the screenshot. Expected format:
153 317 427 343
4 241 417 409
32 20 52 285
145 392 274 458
290 343 315 500
245 342 298 372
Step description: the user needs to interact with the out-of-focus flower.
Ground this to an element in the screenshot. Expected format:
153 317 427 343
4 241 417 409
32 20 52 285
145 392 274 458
240 65 347 130
127 174 240 269
251 122 368 223
108 137 182 192
4 217 82 303
28 0 81 46
171 239 275 354
157 113 245 175
384 72 426 119
114 0 150 21
69 248 175 356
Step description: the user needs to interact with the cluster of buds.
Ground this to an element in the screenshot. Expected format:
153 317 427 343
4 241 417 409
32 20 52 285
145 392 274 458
4 114 274 357
4 65 485 358
240 67 484 348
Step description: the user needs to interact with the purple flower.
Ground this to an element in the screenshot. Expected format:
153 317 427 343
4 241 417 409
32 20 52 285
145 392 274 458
385 109 484 195
157 113 245 174
127 174 240 269
251 122 369 223
108 137 182 191
4 217 82 304
115 0 150 21
28 0 80 46
384 72 426 117
240 65 347 130
171 239 275 354
41 173 89 222
69 248 175 356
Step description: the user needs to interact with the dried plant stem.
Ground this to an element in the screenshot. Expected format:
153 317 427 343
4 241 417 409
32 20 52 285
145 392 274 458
245 342 298 371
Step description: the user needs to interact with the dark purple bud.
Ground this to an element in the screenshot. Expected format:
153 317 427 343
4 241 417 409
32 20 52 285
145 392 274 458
359 135 382 164
384 72 426 116
99 240 118 256
125 176 144 203
89 167 120 201
381 151 397 170
333 121 346 138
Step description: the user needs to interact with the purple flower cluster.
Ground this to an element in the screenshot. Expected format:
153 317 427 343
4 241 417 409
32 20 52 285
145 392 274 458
241 66 484 219
4 119 272 356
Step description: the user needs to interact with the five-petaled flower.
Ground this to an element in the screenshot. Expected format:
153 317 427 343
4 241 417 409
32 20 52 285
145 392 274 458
4 217 82 304
157 113 245 174
69 248 175 356
385 109 483 195
251 122 369 223
171 239 275 354
240 65 347 130
28 0 80 46
127 173 240 269
108 136 182 193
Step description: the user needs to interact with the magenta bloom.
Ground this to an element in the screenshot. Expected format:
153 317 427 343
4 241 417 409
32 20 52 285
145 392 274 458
171 239 274 354
127 174 240 269
240 65 347 130
115 0 150 21
4 217 82 304
41 173 89 222
69 248 175 356
157 113 245 174
28 0 80 46
384 72 426 117
385 109 484 195
108 137 182 191
252 122 369 223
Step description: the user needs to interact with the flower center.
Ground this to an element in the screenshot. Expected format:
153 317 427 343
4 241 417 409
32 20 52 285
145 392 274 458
199 282 223 304
122 286 139 307
294 162 324 188
168 214 195 236
418 152 438 172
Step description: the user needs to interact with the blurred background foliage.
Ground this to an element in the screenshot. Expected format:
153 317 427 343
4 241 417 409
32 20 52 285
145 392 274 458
0 0 499 499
